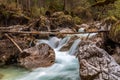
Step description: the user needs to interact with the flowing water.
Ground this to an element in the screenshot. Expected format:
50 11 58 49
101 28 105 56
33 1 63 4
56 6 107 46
0 36 80 80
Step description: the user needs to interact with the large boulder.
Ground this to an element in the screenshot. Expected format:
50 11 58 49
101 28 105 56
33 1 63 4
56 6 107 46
77 42 120 80
109 21 120 43
18 43 55 69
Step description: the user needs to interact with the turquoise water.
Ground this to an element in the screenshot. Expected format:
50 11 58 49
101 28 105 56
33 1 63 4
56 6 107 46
0 37 80 80
0 66 28 80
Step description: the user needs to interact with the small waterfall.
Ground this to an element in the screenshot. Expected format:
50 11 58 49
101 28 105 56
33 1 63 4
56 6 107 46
69 39 81 55
16 37 80 80
57 36 71 50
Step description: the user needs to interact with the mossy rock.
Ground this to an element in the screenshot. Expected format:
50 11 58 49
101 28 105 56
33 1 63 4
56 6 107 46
109 21 120 43
72 6 92 21
33 16 50 31
103 16 118 25
51 11 64 18
51 12 74 28
73 16 83 25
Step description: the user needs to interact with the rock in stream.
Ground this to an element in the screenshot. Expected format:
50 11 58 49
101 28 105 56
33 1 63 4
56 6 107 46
18 43 55 69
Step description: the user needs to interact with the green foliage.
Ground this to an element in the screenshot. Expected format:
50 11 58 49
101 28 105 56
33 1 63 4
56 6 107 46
72 6 92 21
109 21 120 43
31 6 46 17
108 0 120 19
73 16 82 25
48 0 64 12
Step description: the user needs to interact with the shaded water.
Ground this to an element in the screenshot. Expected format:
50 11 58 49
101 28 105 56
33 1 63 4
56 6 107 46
0 37 80 80
0 66 28 80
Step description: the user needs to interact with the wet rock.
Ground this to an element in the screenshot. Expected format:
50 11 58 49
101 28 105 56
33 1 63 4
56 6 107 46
0 39 28 65
18 43 55 69
60 36 79 51
112 53 120 65
109 21 120 44
77 42 120 80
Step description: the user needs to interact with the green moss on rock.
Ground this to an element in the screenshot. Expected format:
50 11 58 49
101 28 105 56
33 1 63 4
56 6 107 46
72 6 92 22
51 12 74 28
73 16 82 25
109 21 120 43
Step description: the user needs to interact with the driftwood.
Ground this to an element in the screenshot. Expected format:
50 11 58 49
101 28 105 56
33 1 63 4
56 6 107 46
5 34 23 53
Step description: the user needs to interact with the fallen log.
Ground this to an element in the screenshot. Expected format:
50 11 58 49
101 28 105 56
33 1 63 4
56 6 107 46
0 30 109 35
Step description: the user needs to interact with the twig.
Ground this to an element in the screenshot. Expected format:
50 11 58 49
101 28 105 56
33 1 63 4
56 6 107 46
5 34 23 53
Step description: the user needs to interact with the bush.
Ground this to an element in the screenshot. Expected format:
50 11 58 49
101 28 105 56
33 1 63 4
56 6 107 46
73 16 82 25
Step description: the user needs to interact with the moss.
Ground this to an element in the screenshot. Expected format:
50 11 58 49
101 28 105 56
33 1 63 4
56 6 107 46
103 16 118 25
73 16 82 25
109 21 120 43
52 12 64 17
72 6 92 22
108 0 120 19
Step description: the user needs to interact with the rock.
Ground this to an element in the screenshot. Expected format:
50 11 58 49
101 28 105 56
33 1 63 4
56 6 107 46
73 16 82 25
72 6 92 22
0 39 28 65
77 42 120 80
60 36 79 51
109 21 120 43
51 12 64 18
50 12 75 30
0 6 30 26
30 16 50 32
18 43 55 69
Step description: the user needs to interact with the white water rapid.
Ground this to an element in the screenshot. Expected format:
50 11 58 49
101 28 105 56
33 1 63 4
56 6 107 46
15 36 80 80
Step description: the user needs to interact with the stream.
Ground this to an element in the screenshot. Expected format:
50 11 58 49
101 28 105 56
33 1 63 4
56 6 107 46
0 36 80 80
0 25 98 80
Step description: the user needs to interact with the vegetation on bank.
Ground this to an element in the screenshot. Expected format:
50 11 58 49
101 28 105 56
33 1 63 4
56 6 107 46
0 0 120 24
